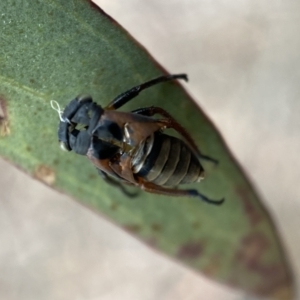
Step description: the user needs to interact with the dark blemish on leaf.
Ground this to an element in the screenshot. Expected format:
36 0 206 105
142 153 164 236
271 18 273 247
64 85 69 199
236 232 269 268
0 97 10 136
34 165 55 185
110 202 118 211
145 237 157 248
237 187 262 226
26 146 32 152
88 173 97 180
192 221 201 229
92 79 100 86
124 224 141 233
177 241 204 259
203 254 221 277
29 78 35 84
53 159 59 165
151 223 162 232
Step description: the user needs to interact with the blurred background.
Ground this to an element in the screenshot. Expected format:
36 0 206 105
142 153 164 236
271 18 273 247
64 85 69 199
1 0 300 299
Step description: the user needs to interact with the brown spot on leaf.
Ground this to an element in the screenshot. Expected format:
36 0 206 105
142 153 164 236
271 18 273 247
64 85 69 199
110 202 118 211
0 97 10 136
34 165 55 185
192 221 201 229
88 173 97 180
203 254 221 277
177 241 204 259
237 187 262 226
145 237 157 248
151 223 162 232
124 224 141 233
53 159 59 165
236 232 269 267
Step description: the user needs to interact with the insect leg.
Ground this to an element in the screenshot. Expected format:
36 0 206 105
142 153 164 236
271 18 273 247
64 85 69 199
97 169 138 198
139 180 224 205
105 74 188 110
132 106 218 164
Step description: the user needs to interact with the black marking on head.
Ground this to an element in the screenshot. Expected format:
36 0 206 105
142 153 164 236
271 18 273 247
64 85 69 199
91 136 119 160
94 120 123 142
86 103 102 135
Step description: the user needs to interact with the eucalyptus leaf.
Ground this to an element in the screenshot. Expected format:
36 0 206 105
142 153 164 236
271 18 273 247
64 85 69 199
0 1 294 299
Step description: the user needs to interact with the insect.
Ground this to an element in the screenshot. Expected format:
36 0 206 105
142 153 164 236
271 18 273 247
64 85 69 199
52 74 224 205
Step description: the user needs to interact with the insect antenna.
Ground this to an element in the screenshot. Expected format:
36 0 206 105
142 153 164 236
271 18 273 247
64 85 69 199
50 100 65 122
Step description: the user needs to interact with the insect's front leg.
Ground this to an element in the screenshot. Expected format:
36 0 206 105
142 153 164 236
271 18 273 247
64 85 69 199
97 169 138 198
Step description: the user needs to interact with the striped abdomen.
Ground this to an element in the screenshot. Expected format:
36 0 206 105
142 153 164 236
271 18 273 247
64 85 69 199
132 132 204 186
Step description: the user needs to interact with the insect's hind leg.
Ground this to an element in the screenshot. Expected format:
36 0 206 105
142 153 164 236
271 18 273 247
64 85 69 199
139 180 224 205
97 169 139 198
131 106 218 165
105 74 187 110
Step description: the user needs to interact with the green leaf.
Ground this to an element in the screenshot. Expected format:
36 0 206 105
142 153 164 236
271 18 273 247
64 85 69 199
0 1 294 298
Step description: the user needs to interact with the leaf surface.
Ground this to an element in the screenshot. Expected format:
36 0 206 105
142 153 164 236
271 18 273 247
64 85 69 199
0 1 294 298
